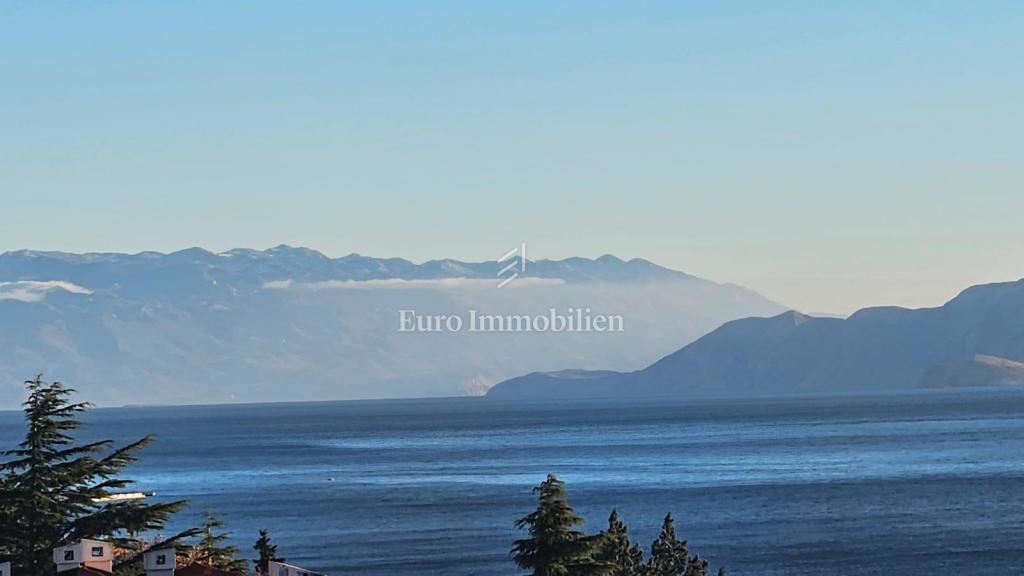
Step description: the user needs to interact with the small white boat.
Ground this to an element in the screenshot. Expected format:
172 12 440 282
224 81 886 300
92 491 155 503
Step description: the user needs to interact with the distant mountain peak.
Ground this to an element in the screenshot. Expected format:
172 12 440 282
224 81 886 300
220 248 264 258
168 246 215 257
778 310 811 325
489 276 1024 400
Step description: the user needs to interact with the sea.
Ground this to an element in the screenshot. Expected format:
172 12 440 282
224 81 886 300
2 389 1023 575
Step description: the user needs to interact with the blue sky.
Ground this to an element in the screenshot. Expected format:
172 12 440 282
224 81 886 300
1 1 1022 314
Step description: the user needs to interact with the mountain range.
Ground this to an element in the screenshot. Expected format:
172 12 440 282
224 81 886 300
0 246 784 407
487 278 1024 399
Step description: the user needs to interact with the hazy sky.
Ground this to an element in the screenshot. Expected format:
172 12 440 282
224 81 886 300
2 2 1021 315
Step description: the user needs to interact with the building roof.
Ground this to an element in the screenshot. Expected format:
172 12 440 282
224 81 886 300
175 564 246 576
269 562 327 576
57 567 113 576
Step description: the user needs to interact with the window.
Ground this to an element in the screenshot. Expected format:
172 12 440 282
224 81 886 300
64 550 75 561
91 547 105 558
156 554 167 566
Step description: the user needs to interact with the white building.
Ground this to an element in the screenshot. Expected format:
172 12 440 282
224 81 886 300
143 547 176 576
53 540 114 574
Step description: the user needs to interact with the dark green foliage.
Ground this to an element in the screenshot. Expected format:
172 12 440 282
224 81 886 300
646 514 688 576
191 512 246 573
0 376 189 576
512 476 726 576
253 529 284 575
512 474 609 576
644 514 721 576
594 509 644 576
683 555 709 576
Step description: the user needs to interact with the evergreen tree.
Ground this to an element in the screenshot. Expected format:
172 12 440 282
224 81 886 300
512 474 608 576
0 376 189 576
645 514 688 576
683 555 708 576
191 512 246 573
594 509 644 576
253 529 284 575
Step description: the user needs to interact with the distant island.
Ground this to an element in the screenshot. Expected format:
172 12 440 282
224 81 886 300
488 278 1024 399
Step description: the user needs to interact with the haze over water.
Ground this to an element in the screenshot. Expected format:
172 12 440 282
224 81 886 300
2 389 1022 575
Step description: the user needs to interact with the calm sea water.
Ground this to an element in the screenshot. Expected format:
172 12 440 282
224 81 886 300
2 390 1024 574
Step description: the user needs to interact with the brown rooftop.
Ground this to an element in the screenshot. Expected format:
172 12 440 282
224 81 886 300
174 565 246 576
57 567 113 576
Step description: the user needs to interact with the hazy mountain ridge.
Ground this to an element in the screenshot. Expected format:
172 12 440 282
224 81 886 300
0 245 701 288
0 246 784 408
487 278 1024 399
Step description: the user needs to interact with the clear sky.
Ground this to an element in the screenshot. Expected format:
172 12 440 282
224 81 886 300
1 1 1021 315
